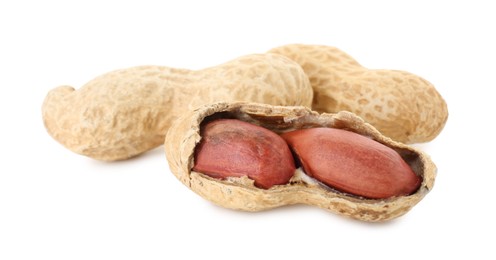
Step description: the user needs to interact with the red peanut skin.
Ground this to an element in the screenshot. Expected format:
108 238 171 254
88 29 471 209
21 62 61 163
281 128 421 199
193 119 296 189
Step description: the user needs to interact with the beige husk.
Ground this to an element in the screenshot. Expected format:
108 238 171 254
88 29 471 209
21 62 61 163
42 53 313 161
269 44 448 144
164 102 436 222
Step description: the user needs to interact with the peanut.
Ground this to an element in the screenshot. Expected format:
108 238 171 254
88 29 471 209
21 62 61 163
42 54 313 161
165 102 436 222
281 128 421 199
268 44 448 143
193 119 295 189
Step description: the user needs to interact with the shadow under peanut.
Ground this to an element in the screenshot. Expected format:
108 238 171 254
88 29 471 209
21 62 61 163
204 200 403 227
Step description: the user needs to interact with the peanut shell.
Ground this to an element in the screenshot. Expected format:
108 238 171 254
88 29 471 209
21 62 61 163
42 54 313 161
268 44 448 143
164 102 436 222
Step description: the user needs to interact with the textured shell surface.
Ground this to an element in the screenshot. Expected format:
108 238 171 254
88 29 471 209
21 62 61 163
164 102 437 222
268 44 448 144
42 54 313 161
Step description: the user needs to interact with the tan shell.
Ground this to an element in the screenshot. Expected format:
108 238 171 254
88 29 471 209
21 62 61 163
164 102 436 222
42 53 313 161
268 44 448 143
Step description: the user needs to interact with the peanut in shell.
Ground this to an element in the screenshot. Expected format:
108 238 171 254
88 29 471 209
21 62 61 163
164 102 436 222
42 54 313 161
269 44 448 143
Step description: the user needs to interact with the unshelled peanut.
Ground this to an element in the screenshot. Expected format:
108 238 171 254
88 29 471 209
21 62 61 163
269 44 448 143
42 54 313 161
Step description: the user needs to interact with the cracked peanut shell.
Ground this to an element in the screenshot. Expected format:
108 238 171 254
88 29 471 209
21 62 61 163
164 102 436 222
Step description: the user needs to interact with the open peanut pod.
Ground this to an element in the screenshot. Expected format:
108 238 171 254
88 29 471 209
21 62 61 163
164 102 436 222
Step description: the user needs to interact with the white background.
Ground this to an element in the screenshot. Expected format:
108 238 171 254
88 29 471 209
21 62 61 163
1 0 494 259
